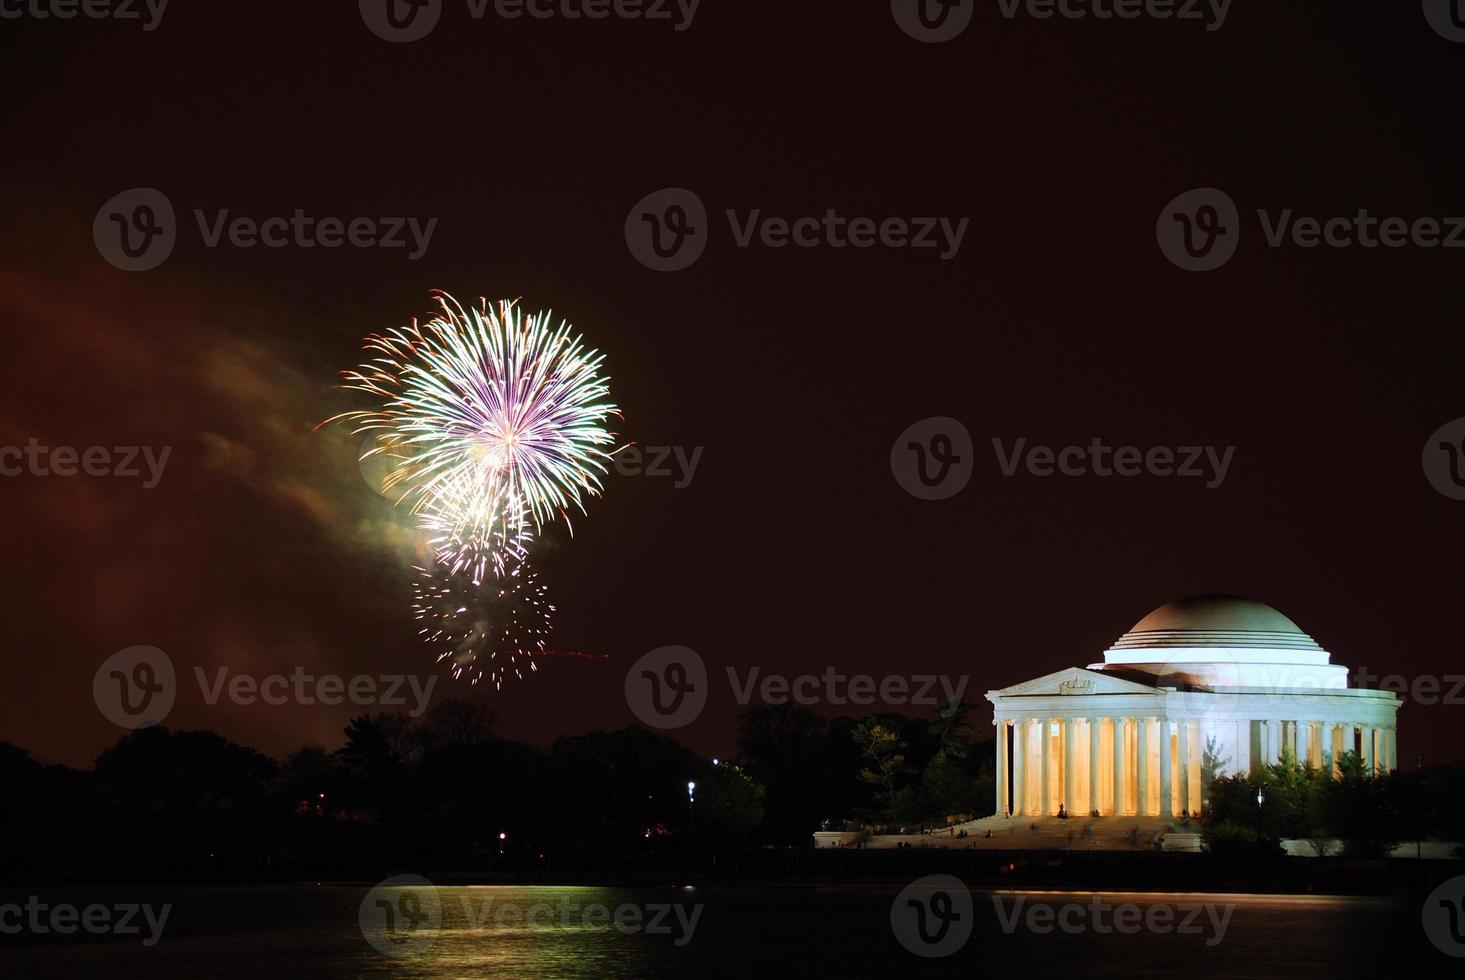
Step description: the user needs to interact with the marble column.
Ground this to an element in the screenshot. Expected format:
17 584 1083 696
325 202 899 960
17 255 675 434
996 719 1009 816
1063 719 1078 816
1089 718 1101 816
1362 726 1375 775
1235 719 1251 775
1040 718 1052 816
1136 718 1150 816
1111 718 1125 816
1266 719 1281 765
1290 720 1301 763
1158 719 1173 818
1177 718 1190 816
1012 718 1027 815
1330 723 1344 778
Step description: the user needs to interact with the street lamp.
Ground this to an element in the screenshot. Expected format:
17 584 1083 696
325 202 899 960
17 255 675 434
1255 785 1265 856
687 781 696 859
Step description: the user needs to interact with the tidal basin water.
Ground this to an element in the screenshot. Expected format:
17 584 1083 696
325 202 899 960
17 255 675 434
0 884 1443 977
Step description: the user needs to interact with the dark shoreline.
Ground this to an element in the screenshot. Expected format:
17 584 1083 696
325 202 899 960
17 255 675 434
7 849 1458 897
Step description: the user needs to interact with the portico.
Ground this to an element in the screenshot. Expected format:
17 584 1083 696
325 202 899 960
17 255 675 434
987 596 1402 818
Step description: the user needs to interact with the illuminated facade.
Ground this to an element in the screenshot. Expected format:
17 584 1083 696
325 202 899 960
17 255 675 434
985 595 1401 818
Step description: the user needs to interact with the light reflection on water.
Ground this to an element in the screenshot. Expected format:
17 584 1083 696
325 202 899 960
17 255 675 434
0 884 1438 978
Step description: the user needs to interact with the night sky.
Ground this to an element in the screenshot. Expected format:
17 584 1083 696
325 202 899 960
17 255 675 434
3 1 1463 769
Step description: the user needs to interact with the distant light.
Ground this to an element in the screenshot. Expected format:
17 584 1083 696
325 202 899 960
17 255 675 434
712 758 719 766
499 832 508 841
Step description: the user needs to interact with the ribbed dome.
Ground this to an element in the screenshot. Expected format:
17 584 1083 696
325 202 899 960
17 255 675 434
1107 594 1323 653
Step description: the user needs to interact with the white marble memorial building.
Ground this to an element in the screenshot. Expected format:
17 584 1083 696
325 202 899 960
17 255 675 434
985 595 1401 819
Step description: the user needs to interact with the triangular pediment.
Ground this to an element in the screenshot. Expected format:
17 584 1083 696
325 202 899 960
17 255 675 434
989 666 1159 698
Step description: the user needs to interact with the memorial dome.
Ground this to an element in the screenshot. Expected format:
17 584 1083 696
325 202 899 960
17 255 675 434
1106 594 1324 655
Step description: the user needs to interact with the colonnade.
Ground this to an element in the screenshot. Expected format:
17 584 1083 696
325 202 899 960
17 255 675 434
994 716 1398 818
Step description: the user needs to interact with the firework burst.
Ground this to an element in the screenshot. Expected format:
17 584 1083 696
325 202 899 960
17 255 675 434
411 559 554 689
334 292 619 574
